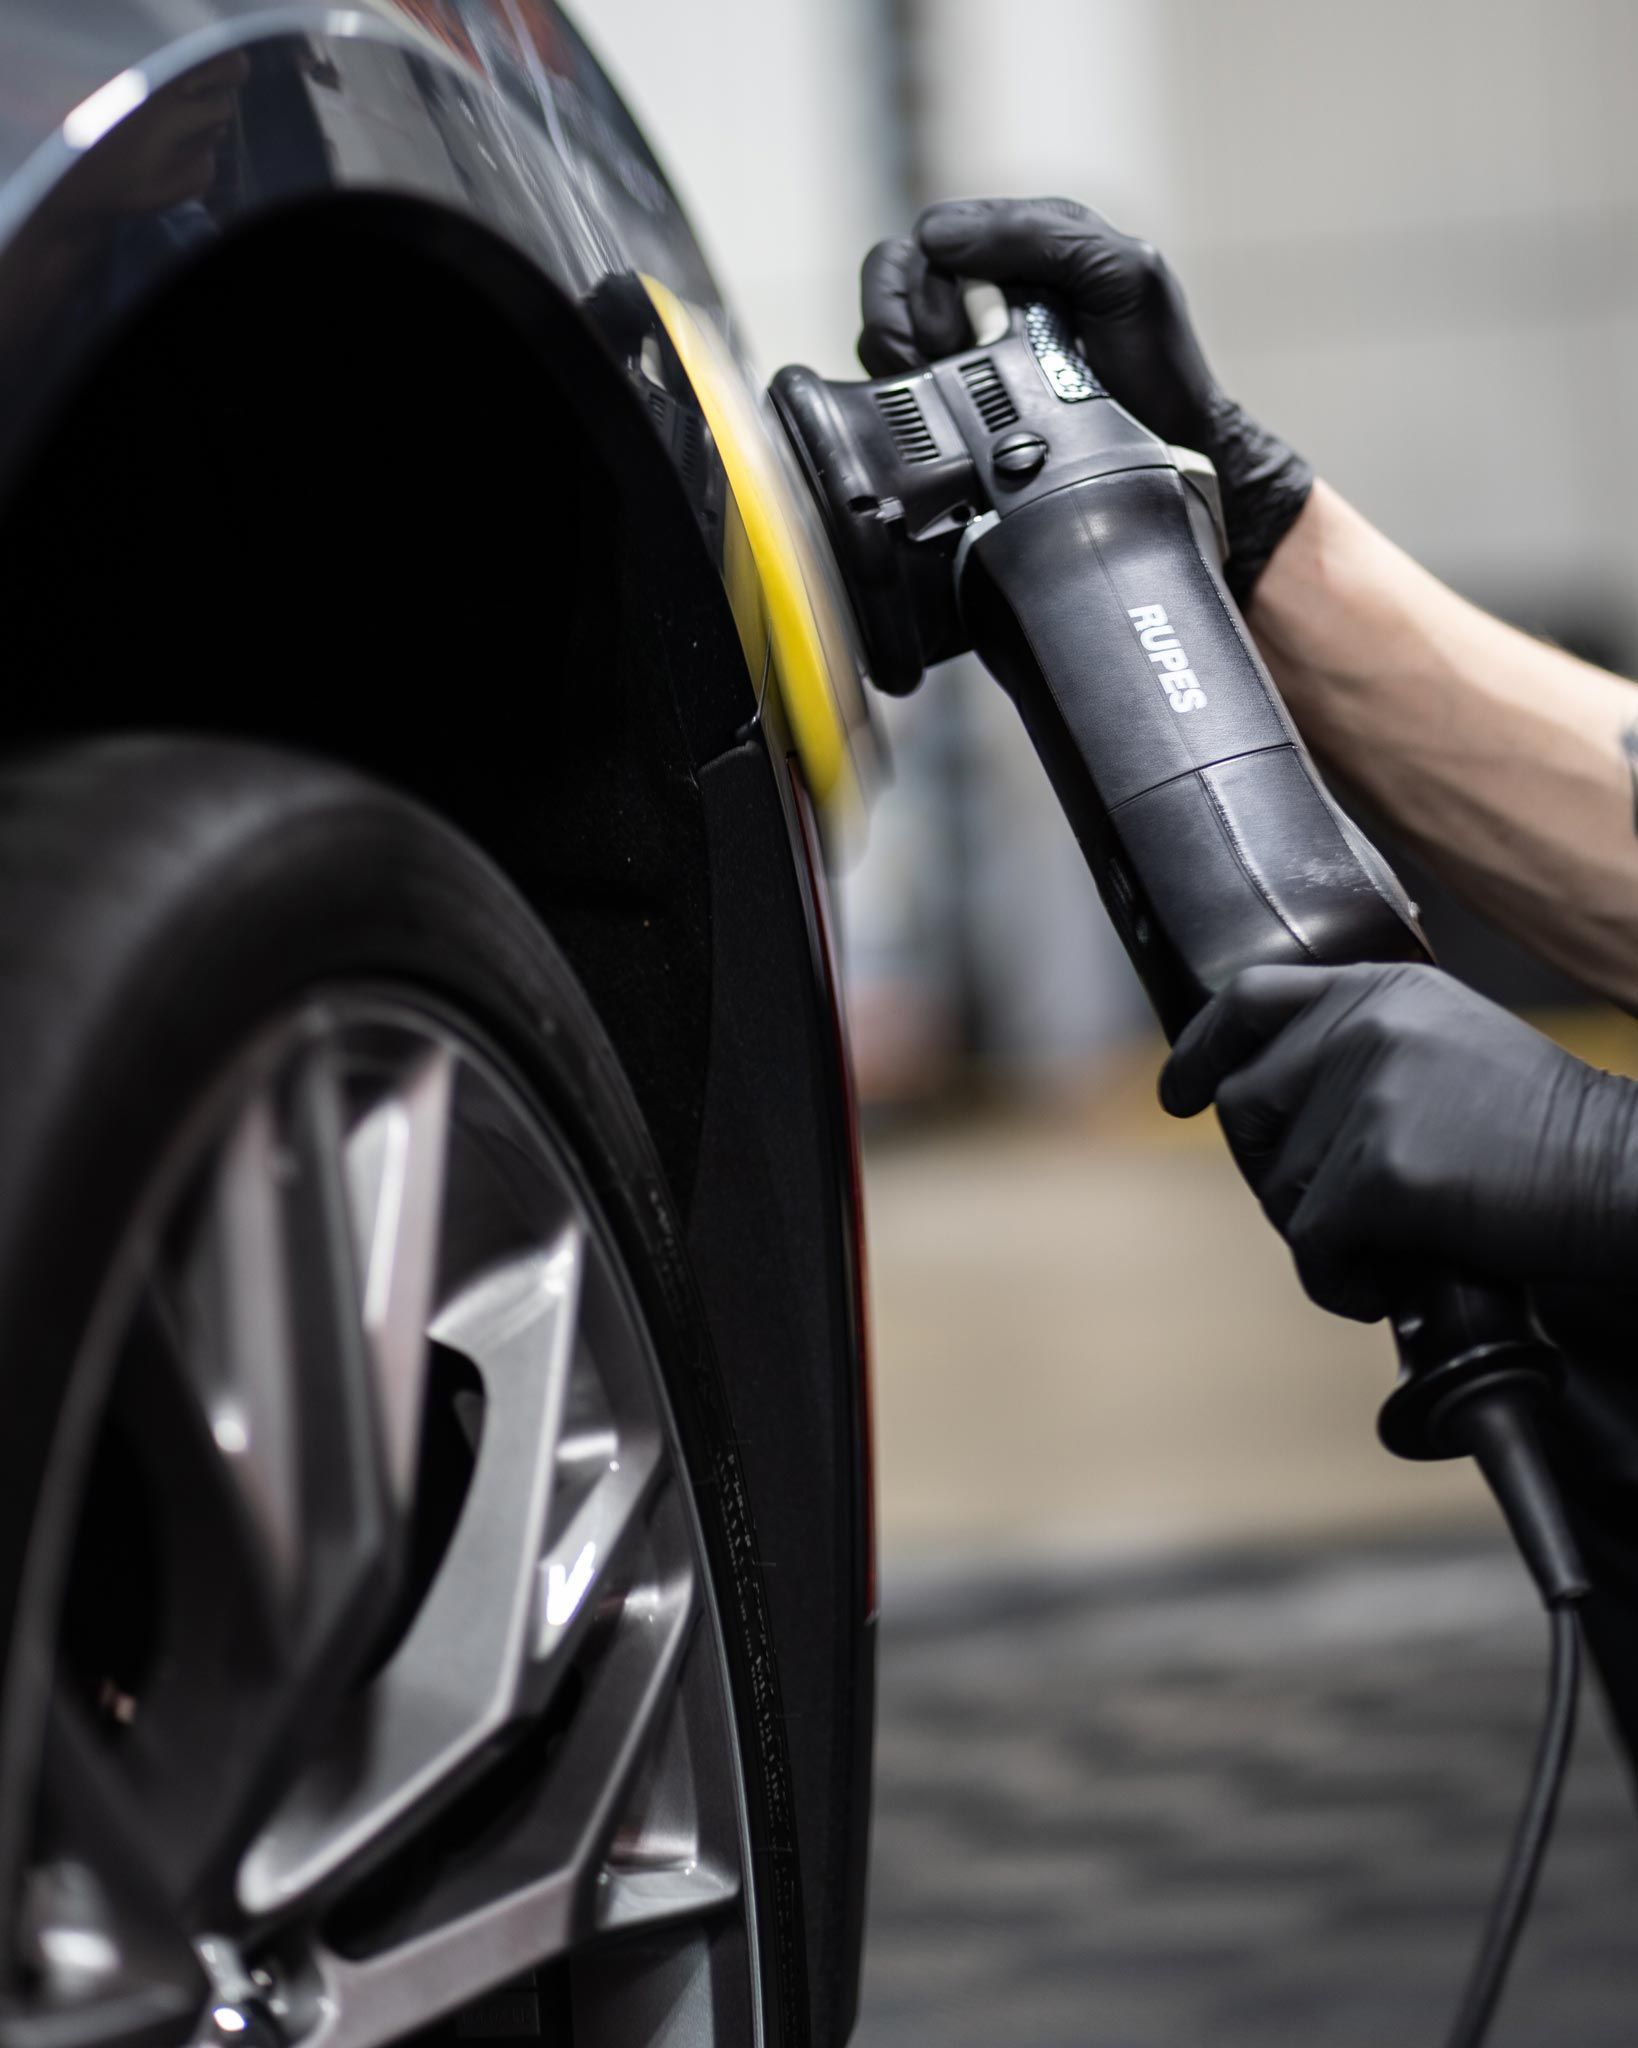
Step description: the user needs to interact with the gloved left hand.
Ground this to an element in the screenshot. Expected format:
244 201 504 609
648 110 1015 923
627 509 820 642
855 196 1313 599
1160 962 1638 1321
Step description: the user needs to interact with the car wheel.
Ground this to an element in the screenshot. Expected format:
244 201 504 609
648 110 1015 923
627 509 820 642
0 739 801 2048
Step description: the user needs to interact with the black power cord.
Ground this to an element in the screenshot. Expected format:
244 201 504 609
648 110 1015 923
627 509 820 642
1414 1380 1589 2048
1445 1605 1581 2048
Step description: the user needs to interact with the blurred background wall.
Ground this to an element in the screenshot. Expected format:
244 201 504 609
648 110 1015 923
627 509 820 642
586 0 1638 1568
593 0 1638 632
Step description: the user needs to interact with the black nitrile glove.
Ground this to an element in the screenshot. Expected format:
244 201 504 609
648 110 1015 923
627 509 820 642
1158 962 1638 1321
858 196 1313 599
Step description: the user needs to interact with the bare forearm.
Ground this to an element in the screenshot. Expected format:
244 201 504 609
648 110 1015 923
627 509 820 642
1246 480 1638 1008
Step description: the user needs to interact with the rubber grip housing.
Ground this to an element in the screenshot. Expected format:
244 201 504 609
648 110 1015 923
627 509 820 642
959 465 1428 1037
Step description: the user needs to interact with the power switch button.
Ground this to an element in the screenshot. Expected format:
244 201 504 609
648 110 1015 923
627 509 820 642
992 432 1048 482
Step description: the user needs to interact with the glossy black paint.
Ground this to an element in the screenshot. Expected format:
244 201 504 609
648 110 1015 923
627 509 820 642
0 8 873 2043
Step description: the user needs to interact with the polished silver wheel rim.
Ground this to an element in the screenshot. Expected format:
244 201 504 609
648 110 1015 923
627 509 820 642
8 994 761 2048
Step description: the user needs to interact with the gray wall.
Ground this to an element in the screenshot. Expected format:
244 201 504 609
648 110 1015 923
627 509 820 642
578 0 1638 1077
909 0 1638 638
581 0 898 378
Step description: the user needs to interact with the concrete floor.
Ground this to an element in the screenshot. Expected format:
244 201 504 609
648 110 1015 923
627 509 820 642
855 1064 1638 2043
864 1044 1492 1574
853 1540 1638 2048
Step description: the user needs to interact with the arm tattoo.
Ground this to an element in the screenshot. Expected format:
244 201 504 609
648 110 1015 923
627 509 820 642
1624 713 1638 836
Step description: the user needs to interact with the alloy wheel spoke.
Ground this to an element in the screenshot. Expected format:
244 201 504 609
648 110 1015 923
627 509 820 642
280 1039 403 1666
344 1047 453 1511
177 1081 307 1627
237 1227 586 1918
43 1084 316 1907
111 1280 290 1683
594 1602 748 1941
521 1242 669 1701
197 1044 403 1892
513 1483 705 1929
296 1485 708 2048
69 1048 406 1914
527 1304 667 1694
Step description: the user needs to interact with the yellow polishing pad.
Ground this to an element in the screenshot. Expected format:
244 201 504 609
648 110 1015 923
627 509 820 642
642 276 866 812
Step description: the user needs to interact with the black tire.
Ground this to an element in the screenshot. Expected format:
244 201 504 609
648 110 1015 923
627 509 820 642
0 736 805 2047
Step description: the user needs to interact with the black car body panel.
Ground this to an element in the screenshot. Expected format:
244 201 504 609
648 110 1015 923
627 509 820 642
0 8 875 2041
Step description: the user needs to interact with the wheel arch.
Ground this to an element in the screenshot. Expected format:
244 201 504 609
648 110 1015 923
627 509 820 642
0 189 758 1206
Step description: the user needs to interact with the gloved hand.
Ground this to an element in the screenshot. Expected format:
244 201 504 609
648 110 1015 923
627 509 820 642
857 196 1313 599
1159 961 1638 1321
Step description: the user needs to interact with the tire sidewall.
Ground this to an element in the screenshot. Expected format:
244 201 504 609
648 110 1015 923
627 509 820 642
0 740 804 2044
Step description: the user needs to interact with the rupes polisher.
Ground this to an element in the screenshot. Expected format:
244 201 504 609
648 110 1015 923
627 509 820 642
773 294 1588 2046
773 296 1582 1546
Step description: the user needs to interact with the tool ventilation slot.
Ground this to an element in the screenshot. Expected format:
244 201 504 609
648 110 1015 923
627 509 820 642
677 408 702 490
646 386 703 489
958 356 1019 433
874 384 939 464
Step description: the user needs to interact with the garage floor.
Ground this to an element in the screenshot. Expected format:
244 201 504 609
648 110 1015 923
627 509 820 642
852 1539 1638 2047
863 1071 1493 1568
853 1072 1638 2045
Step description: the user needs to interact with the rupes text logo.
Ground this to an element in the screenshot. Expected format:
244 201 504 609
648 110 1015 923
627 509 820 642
1128 604 1207 714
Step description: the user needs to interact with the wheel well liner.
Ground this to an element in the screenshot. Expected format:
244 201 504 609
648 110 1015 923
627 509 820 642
0 195 758 1202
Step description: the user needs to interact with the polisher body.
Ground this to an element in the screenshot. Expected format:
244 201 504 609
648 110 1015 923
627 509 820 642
773 300 1426 1035
772 300 1561 1463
